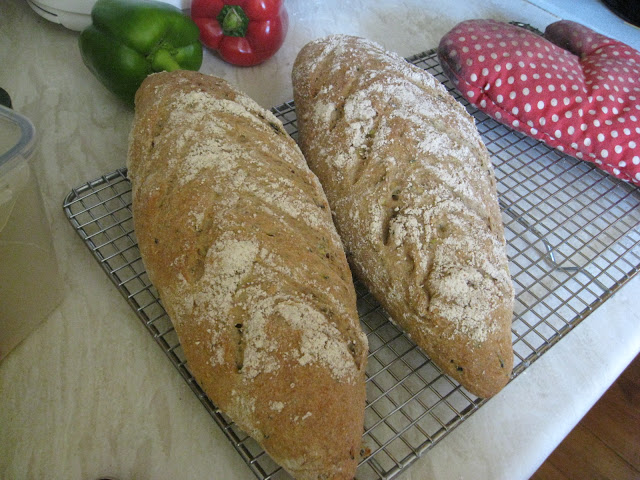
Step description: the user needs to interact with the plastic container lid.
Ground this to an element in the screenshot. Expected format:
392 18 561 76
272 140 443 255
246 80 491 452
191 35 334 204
0 105 36 168
0 106 36 232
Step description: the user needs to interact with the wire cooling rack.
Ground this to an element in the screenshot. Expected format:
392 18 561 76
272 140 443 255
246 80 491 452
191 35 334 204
63 49 640 480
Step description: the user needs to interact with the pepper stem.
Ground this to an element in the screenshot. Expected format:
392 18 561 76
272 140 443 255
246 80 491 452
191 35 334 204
151 48 182 72
217 5 250 37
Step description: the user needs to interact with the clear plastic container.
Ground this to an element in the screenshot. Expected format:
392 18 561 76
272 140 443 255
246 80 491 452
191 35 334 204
0 104 63 361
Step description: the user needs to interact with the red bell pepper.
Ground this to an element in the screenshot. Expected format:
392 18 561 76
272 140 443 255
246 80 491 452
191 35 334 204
191 0 288 66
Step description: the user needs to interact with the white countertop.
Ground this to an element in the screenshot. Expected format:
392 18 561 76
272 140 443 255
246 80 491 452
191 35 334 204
1 0 640 479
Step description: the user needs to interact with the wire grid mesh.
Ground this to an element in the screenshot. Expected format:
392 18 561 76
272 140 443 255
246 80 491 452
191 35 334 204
63 49 640 480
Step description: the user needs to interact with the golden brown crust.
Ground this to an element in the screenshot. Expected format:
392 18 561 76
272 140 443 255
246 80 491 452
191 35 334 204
128 70 367 479
292 35 514 398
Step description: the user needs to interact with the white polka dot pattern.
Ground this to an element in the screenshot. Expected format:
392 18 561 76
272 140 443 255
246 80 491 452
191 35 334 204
437 19 640 185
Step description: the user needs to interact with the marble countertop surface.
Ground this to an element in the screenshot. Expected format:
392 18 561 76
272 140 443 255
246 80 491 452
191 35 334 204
1 0 639 479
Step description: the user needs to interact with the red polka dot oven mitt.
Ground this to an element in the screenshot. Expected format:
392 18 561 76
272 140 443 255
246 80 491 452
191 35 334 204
437 19 640 185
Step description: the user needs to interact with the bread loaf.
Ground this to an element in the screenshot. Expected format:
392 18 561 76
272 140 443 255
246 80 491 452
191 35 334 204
292 35 514 398
127 70 368 479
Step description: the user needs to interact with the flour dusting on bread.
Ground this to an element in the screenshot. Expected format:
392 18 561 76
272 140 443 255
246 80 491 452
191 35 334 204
293 35 514 398
128 70 368 479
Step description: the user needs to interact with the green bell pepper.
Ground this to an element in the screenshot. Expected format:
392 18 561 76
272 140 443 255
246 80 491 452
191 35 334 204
79 0 203 106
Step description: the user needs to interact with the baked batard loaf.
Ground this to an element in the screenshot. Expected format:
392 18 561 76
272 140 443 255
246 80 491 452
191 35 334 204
292 35 514 398
127 70 368 479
